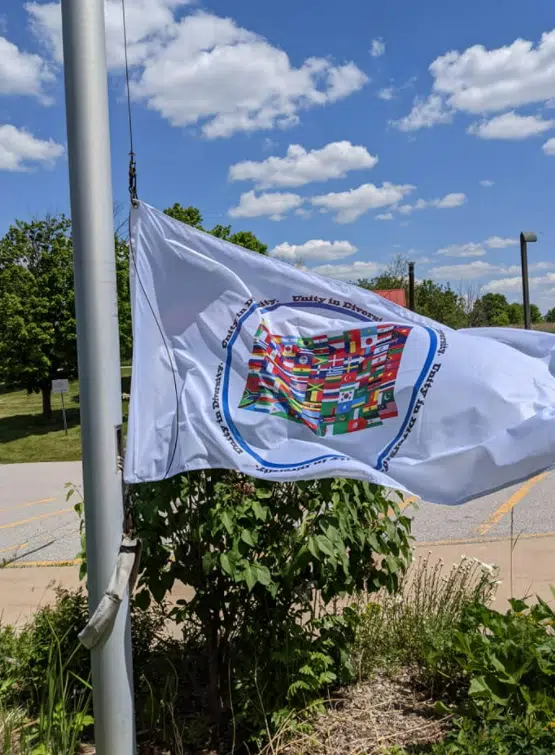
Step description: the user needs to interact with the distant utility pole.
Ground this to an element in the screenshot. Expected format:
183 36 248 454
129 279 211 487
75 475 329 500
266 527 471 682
408 261 415 312
60 1 136 753
520 232 537 330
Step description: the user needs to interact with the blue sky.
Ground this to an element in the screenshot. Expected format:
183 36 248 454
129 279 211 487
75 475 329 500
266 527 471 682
2 0 555 312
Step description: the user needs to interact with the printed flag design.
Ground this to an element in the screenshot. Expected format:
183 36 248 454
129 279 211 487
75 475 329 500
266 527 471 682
239 321 412 437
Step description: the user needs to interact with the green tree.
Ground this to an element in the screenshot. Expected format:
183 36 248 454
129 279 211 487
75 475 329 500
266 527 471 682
115 236 132 362
545 307 555 323
359 253 407 292
414 280 468 329
471 293 510 327
132 473 412 736
0 215 76 418
163 204 268 255
507 302 523 325
163 203 204 229
530 303 542 324
358 255 468 328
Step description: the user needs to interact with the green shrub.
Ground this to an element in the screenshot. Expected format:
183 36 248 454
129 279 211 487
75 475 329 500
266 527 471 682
432 717 555 754
131 472 413 742
427 595 555 724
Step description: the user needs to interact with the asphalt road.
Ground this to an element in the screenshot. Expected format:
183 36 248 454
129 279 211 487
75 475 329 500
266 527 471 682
0 462 554 565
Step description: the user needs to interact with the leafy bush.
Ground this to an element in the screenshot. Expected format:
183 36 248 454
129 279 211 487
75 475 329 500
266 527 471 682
131 471 413 740
429 595 555 724
431 717 555 755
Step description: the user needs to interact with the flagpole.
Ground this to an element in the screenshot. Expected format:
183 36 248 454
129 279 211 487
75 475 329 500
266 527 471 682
60 2 136 753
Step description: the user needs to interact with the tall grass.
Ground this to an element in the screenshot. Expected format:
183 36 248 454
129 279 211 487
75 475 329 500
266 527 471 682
0 621 93 755
353 553 499 679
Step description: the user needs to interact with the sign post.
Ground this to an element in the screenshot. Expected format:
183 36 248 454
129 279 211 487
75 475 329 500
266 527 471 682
52 378 69 435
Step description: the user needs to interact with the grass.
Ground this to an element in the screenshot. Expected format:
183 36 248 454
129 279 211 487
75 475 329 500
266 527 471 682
509 322 555 333
0 374 130 464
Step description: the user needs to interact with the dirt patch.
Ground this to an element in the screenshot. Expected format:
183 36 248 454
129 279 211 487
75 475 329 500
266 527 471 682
267 670 450 754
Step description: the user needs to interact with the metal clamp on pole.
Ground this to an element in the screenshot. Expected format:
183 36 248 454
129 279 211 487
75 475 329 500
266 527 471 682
79 535 142 650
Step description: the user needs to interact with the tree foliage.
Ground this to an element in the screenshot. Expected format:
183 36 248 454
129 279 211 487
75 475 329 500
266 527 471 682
530 304 543 324
470 294 543 328
359 255 467 329
131 472 412 740
414 280 468 329
0 215 77 417
163 203 268 254
545 307 555 323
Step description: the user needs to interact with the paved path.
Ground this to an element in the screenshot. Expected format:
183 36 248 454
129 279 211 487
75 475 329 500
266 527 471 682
0 462 554 566
0 462 82 565
0 462 554 626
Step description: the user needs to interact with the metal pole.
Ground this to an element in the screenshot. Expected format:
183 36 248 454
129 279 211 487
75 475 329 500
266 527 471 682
408 261 415 311
61 392 68 436
520 232 537 331
60 2 136 754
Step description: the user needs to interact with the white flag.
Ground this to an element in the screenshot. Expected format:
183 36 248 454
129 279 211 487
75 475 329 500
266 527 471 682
125 202 555 505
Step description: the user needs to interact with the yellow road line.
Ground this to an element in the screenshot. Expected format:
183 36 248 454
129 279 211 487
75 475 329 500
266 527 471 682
385 494 418 519
477 473 549 536
0 497 56 513
417 529 555 548
4 558 82 569
0 541 29 554
400 495 418 511
0 507 74 531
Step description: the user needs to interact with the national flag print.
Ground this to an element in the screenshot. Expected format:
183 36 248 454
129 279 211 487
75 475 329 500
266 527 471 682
239 320 411 437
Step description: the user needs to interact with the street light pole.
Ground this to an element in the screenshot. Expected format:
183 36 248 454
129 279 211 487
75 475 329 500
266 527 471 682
408 261 415 312
60 1 136 753
520 232 537 331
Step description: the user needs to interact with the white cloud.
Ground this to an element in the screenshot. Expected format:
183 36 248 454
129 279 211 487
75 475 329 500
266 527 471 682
0 124 64 171
436 236 518 258
311 182 415 223
228 190 303 220
437 243 485 258
485 271 555 293
396 192 467 215
27 0 194 69
27 3 368 138
0 35 54 101
468 111 554 140
484 276 523 293
270 239 357 262
295 208 312 219
325 62 369 102
393 94 452 131
378 87 394 101
370 38 385 58
543 137 555 155
396 29 555 130
430 30 555 115
434 192 467 208
229 141 377 189
431 261 555 283
480 179 494 187
311 260 384 281
376 212 393 220
485 236 518 249
430 260 501 280
133 13 368 137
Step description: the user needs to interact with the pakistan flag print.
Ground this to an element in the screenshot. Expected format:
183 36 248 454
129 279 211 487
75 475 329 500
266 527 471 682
239 321 412 438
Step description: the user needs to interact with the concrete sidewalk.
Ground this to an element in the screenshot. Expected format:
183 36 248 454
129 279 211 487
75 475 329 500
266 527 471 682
0 534 553 627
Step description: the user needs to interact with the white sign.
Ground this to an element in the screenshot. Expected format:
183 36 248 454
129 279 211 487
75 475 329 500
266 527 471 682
124 201 555 505
52 379 69 394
